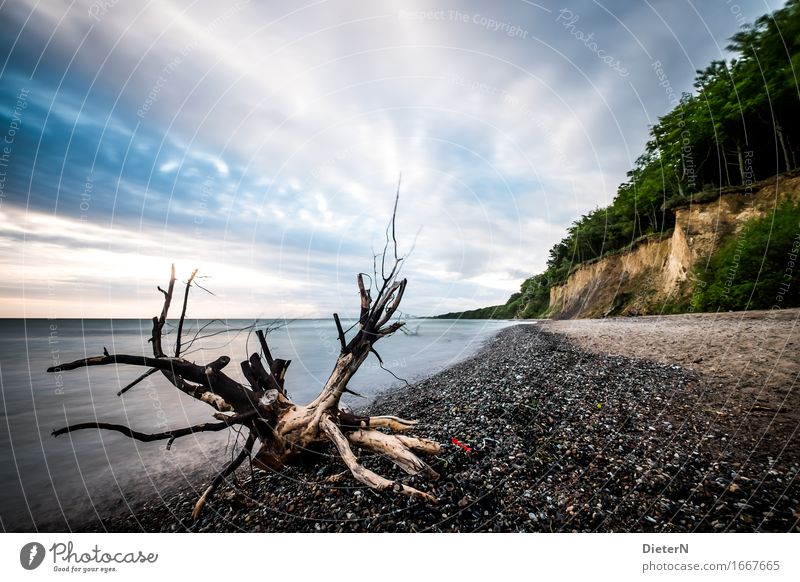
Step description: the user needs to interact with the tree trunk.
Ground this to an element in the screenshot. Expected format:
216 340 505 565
720 145 732 187
48 194 442 519
736 142 746 185
776 121 792 171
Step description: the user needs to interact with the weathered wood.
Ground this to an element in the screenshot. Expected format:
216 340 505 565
255 329 274 367
338 411 418 432
333 313 347 352
116 367 158 396
270 359 290 392
347 428 439 479
192 432 256 520
369 415 419 432
152 264 176 358
52 411 258 442
395 434 442 455
320 416 436 503
248 352 272 390
50 197 443 519
174 268 198 357
48 353 254 410
240 360 260 390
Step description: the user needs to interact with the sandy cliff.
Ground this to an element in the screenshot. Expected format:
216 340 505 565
548 171 800 318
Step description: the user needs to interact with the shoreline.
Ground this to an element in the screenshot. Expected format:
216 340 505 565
543 308 800 460
61 312 799 533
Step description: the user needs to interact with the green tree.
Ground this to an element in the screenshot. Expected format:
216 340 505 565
693 201 800 311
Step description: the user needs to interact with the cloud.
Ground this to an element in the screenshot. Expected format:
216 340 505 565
0 0 785 316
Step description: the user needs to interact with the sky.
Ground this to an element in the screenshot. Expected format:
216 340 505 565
0 0 785 319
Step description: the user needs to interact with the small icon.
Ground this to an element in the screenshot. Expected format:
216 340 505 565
20 542 46 570
451 437 472 453
596 402 603 410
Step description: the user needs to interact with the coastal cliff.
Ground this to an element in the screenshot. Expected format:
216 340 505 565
547 171 800 319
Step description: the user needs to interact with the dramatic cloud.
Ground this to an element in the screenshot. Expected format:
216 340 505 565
0 0 782 317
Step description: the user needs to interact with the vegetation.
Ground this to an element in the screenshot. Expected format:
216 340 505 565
434 271 551 320
691 201 800 311
438 1 800 319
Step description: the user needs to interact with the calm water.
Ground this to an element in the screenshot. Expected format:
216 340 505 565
0 318 514 531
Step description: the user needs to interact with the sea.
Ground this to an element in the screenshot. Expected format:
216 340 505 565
0 317 515 531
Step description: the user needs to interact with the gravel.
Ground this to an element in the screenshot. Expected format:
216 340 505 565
83 325 799 533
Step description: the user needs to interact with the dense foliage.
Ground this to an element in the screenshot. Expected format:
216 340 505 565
438 1 800 319
691 201 800 311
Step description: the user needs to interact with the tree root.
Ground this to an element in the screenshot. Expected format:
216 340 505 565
49 193 443 519
320 416 437 503
346 428 440 480
192 433 256 520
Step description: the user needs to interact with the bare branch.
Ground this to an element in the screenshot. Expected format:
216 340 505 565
49 187 443 520
376 278 407 329
175 268 199 357
378 321 406 337
192 431 256 520
240 360 259 390
320 416 436 503
392 173 401 261
337 410 417 432
369 415 419 432
52 412 257 442
116 367 158 397
347 428 439 480
49 353 254 412
152 264 176 358
270 359 291 388
394 434 442 455
333 313 347 352
357 273 372 327
255 329 274 367
248 353 272 390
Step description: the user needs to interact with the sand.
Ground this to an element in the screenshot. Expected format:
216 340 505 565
543 308 800 458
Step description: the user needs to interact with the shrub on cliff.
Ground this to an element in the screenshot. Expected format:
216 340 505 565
692 201 800 311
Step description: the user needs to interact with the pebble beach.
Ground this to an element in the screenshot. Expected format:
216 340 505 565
80 320 799 533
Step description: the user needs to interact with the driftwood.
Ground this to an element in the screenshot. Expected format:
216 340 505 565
48 195 441 519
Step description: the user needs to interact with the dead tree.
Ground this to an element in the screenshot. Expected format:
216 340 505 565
49 198 441 519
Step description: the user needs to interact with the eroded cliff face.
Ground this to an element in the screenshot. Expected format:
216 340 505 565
548 172 800 319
